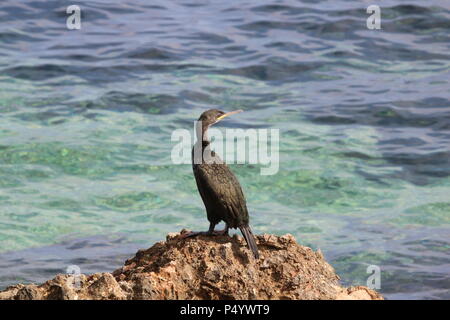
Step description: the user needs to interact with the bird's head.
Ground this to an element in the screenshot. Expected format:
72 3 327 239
198 109 243 127
196 108 243 141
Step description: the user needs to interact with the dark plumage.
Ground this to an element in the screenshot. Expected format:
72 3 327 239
184 109 259 259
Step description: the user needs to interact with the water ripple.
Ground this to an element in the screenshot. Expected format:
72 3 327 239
0 0 449 299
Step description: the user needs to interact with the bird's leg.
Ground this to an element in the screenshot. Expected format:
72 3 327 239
213 223 229 236
180 222 229 238
180 222 216 239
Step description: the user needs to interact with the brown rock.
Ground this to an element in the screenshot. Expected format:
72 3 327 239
0 231 383 300
87 273 127 300
15 285 42 300
0 285 23 300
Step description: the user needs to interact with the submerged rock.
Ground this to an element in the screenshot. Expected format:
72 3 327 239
0 230 382 300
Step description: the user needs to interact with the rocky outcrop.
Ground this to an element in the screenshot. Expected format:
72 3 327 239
0 230 383 300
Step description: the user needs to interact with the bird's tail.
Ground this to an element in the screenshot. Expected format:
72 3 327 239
239 225 259 259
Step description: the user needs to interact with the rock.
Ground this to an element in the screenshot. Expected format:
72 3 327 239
335 286 383 300
15 285 42 300
0 231 383 300
87 273 127 300
0 285 23 300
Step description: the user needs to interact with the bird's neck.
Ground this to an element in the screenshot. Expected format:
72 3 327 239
195 121 210 145
193 123 213 164
193 138 212 165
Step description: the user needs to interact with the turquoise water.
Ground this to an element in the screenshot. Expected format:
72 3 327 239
0 0 449 299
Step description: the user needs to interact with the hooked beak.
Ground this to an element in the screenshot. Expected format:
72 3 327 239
216 109 243 122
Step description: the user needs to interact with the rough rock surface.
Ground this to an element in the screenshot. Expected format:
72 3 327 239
0 230 383 300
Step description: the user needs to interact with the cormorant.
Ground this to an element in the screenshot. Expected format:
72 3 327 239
183 109 259 259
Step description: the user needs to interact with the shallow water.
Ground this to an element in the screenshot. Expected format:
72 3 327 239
0 0 449 299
